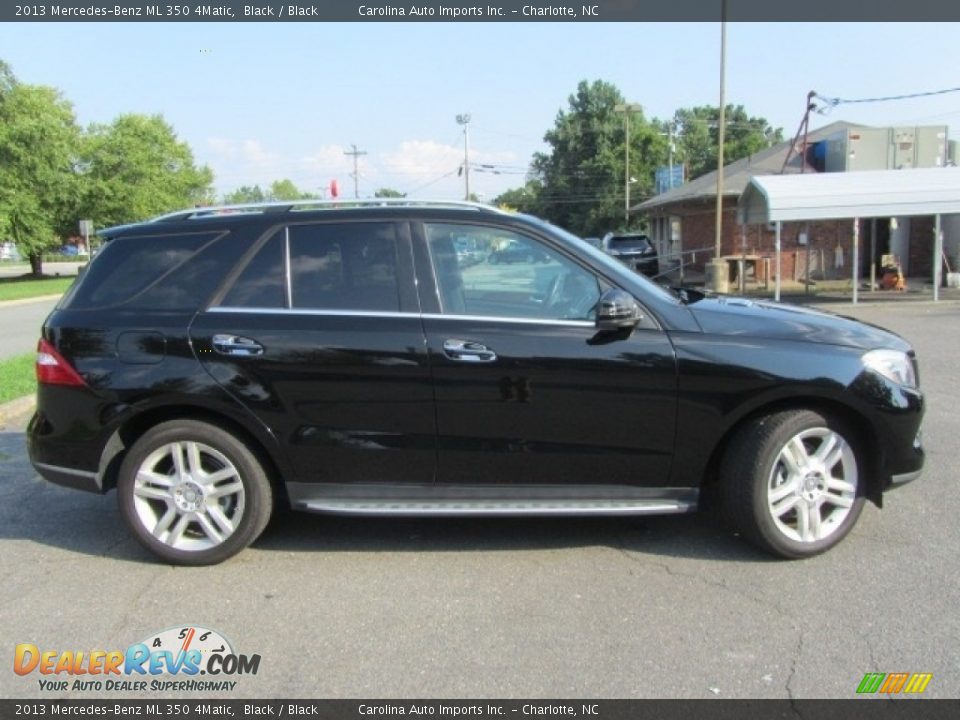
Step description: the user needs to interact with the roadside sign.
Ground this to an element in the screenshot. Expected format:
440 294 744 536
78 219 93 236
655 166 685 195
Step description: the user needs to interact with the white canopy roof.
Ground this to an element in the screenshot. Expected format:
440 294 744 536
738 166 960 225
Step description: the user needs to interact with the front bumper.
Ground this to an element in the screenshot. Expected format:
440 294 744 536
889 469 922 486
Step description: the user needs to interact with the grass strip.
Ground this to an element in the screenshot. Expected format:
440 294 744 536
0 352 36 404
0 276 74 302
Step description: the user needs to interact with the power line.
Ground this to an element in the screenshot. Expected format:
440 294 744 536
813 86 960 112
404 168 460 196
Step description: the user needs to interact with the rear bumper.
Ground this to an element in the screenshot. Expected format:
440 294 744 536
30 459 103 494
27 400 108 495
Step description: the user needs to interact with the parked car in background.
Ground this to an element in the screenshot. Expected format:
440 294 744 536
1 242 21 261
488 239 550 264
602 232 659 278
28 199 924 565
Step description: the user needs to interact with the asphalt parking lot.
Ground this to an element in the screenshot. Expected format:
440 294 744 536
1 301 958 700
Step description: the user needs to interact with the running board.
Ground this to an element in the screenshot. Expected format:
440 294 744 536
285 483 699 517
293 498 696 517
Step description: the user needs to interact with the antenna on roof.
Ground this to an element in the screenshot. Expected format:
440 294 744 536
781 91 818 175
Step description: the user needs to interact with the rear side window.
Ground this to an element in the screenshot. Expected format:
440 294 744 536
289 223 399 311
221 232 285 309
61 232 222 310
219 222 400 312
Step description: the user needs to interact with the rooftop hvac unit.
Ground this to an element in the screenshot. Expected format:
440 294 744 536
823 126 947 172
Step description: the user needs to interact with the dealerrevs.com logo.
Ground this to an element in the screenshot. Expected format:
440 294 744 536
14 625 261 693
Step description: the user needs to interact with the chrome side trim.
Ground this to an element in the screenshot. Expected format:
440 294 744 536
209 307 418 318
422 313 595 328
33 462 97 480
282 226 292 308
207 307 596 327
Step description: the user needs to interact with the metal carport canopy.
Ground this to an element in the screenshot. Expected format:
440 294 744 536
738 166 960 225
737 166 960 304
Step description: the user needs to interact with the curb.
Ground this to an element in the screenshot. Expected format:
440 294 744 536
0 293 64 308
0 394 35 429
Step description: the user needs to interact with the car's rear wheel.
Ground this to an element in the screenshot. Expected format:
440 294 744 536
117 420 273 565
720 409 866 558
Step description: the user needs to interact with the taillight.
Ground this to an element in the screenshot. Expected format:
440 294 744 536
36 339 87 387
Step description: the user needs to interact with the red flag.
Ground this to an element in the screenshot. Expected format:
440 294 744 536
330 179 339 199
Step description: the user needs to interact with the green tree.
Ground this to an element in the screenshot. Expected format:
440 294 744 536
530 80 666 236
81 114 213 228
493 180 543 214
223 185 266 204
670 105 783 180
374 188 406 198
0 59 16 95
267 179 316 201
0 78 81 276
223 180 316 205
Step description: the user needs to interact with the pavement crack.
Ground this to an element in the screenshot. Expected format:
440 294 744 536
786 625 804 714
610 537 794 618
108 568 170 641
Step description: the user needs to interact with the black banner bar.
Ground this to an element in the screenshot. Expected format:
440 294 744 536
3 0 960 22
2 700 959 719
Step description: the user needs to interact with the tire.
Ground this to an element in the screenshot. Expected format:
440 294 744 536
720 409 866 559
117 419 273 565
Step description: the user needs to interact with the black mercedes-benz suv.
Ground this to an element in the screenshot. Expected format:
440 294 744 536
28 200 924 565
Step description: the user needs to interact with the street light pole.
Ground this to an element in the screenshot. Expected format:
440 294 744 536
614 103 642 228
456 114 471 200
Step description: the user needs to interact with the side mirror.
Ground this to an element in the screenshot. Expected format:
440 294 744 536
596 288 641 332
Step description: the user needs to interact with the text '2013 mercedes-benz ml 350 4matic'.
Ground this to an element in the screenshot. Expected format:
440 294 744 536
28 201 924 564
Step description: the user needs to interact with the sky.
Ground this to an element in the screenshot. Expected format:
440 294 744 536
2 21 959 203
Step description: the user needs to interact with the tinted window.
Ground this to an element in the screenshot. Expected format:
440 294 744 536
289 223 399 311
221 231 285 308
426 223 600 321
62 232 220 310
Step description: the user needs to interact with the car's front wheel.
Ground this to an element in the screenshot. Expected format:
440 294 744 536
117 419 273 565
720 409 866 558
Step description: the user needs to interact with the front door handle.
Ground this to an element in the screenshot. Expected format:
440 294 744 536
443 339 497 363
212 334 264 357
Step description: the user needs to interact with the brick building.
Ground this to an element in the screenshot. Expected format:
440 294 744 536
634 121 957 285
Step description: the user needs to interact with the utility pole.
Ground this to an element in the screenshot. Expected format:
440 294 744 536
614 103 642 228
707 0 730 293
456 114 471 200
668 123 674 186
344 144 367 199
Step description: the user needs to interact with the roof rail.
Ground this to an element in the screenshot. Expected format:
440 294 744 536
148 198 505 223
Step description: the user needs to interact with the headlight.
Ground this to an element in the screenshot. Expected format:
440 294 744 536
862 349 917 389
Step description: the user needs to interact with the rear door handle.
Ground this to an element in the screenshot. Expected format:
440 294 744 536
212 334 264 357
443 339 497 363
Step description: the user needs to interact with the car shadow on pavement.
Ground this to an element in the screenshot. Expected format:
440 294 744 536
1 428 768 565
0 430 151 562
253 507 769 563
